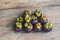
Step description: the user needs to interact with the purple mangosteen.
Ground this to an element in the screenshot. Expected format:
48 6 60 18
42 22 53 32
16 17 23 23
24 23 33 32
38 15 48 25
34 22 42 32
14 22 23 32
31 15 38 25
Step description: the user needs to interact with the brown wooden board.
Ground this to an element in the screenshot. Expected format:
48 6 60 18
0 0 60 9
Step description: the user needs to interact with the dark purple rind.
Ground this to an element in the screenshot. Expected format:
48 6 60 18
24 27 32 33
42 27 53 32
33 23 42 32
38 18 48 25
14 26 22 32
34 28 42 32
31 19 38 25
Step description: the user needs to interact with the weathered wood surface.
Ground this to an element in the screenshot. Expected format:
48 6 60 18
0 0 60 9
0 6 60 40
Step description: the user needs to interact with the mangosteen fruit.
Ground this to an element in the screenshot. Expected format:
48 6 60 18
38 15 48 25
34 22 42 32
14 22 22 32
31 15 38 25
24 23 33 32
42 22 53 32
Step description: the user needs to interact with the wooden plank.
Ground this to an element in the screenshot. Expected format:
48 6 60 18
0 0 60 9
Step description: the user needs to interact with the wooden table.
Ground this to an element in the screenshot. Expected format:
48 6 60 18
0 0 60 9
0 6 60 40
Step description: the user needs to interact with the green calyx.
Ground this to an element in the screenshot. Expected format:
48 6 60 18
19 17 23 22
35 9 41 17
16 22 22 28
36 23 42 29
25 15 31 22
25 23 28 27
25 23 32 29
42 16 47 20
44 22 53 28
32 15 37 19
25 10 31 15
16 17 23 23
16 18 20 22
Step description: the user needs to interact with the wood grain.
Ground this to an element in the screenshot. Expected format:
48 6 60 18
0 0 60 9
0 6 60 40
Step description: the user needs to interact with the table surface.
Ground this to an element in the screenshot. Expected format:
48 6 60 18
0 6 60 40
0 0 60 9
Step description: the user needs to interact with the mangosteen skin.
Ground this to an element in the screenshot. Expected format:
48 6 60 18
24 27 32 33
42 27 53 32
38 18 48 25
34 27 42 32
14 26 22 32
24 23 33 33
42 22 53 32
31 19 38 25
14 22 23 32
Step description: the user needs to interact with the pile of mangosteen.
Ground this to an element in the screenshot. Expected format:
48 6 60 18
14 9 53 33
